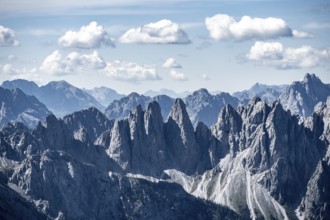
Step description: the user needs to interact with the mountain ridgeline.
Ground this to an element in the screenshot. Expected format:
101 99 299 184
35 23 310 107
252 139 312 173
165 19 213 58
0 73 329 219
1 73 329 129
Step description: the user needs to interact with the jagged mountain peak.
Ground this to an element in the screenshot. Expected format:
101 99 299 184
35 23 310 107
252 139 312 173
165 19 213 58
42 114 65 132
145 100 163 119
169 98 191 126
244 97 271 125
128 92 143 98
63 106 106 122
144 101 164 135
192 88 211 96
280 73 330 117
212 104 243 148
63 107 113 142
185 89 239 127
303 73 321 84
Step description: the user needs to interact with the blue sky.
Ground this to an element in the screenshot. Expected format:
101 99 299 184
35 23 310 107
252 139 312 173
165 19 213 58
0 0 329 94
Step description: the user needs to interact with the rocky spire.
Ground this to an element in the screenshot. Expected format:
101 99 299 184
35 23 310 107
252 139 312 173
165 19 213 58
165 98 200 174
108 120 131 171
168 98 195 145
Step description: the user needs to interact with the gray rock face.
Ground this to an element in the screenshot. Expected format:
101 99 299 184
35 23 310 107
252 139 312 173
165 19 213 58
165 98 328 219
297 99 330 220
0 105 242 219
165 99 201 174
0 182 47 220
185 89 239 127
108 101 168 175
63 107 114 143
1 79 102 117
298 150 330 220
8 150 241 220
0 87 51 128
280 73 330 117
233 83 287 105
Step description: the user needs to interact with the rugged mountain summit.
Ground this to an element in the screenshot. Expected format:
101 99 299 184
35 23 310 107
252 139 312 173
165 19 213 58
0 87 51 128
63 107 113 142
280 73 330 117
185 88 240 127
1 79 102 117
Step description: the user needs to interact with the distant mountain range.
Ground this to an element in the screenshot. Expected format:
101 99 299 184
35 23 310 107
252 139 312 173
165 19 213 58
1 73 329 129
1 80 102 117
104 93 174 121
233 83 287 105
0 87 51 128
84 87 125 107
143 88 191 98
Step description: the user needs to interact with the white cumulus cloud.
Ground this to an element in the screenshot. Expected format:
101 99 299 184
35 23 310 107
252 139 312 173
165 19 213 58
205 13 295 41
0 25 20 46
119 19 190 44
162 57 182 68
169 69 187 81
246 41 330 69
40 50 106 75
58 21 114 48
104 60 160 82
